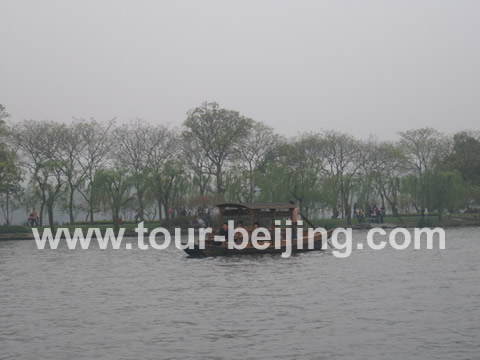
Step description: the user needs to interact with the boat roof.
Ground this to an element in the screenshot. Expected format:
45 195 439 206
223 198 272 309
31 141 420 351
216 202 297 210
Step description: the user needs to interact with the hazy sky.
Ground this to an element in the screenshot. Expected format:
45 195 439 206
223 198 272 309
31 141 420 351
1 0 479 139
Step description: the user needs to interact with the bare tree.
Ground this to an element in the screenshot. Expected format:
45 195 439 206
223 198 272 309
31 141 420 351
181 136 213 196
399 128 450 211
366 140 407 217
145 125 178 220
237 122 279 202
323 131 365 224
74 118 114 223
148 159 189 222
399 128 449 175
38 160 64 232
113 119 163 222
283 133 326 216
11 121 66 229
60 123 87 223
93 168 133 233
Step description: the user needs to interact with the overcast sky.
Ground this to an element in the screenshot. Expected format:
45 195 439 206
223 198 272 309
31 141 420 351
1 0 479 139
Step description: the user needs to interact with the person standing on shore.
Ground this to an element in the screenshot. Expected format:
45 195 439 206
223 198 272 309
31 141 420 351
380 205 385 224
28 208 38 226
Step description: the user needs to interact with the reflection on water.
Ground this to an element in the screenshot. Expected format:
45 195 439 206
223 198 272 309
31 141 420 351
1 228 479 360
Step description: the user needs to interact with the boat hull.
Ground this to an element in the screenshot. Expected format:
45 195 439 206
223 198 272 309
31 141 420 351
183 229 334 257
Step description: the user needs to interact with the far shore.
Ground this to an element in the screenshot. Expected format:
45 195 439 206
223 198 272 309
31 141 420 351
1 214 479 241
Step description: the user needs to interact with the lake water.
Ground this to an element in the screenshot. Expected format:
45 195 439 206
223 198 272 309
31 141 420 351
1 227 479 359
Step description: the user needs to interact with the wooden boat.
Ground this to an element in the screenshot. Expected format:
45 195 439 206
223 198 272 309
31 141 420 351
183 202 334 257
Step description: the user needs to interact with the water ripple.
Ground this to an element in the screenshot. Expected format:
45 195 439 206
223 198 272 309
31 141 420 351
0 228 479 359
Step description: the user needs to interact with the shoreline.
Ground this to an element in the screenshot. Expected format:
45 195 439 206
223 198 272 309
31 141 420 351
2 222 480 241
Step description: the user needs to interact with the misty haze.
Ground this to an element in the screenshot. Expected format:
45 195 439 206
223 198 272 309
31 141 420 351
1 1 479 360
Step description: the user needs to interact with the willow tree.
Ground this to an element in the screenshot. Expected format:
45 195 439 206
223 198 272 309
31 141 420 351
0 165 23 225
444 131 480 210
399 128 450 212
367 141 407 217
60 122 88 223
144 129 184 221
323 131 365 225
425 169 465 221
113 120 169 222
236 122 279 202
72 118 113 223
447 131 480 183
255 160 291 204
182 102 253 195
93 168 133 233
147 159 189 223
0 111 24 225
181 137 212 196
37 160 65 232
280 134 326 217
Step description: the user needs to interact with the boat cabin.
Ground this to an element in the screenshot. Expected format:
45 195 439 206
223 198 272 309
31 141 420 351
214 202 298 233
184 202 331 256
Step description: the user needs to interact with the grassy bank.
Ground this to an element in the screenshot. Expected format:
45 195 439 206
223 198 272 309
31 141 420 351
314 213 480 229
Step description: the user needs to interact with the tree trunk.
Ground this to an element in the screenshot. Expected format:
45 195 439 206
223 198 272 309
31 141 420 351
164 199 170 225
137 189 144 222
112 208 120 234
392 204 398 216
89 192 95 223
47 203 55 232
383 192 402 220
39 200 45 227
248 167 254 203
200 175 209 196
345 203 352 225
6 191 10 226
216 166 223 194
69 188 75 224
157 197 163 221
298 199 304 218
344 193 351 225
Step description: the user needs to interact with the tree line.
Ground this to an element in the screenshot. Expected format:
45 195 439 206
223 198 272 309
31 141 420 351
0 102 479 231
